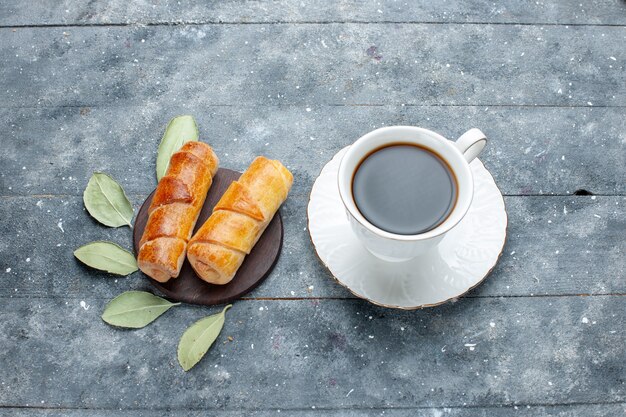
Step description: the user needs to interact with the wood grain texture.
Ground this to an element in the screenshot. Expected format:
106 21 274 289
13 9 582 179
133 168 283 305
0 25 624 109
0 297 623 410
1 406 625 417
1 0 625 26
0 1 624 415
1 106 624 197
0 196 623 299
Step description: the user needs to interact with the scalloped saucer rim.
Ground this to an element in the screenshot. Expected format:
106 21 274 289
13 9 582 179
307 146 508 310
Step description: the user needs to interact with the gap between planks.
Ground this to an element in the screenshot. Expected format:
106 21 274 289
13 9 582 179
0 21 625 29
0 400 624 412
1 194 623 199
1 104 625 110
1 293 625 302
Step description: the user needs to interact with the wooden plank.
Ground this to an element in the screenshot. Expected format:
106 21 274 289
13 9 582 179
0 196 623 299
1 106 624 197
0 404 625 416
1 0 625 26
0 25 623 108
0 297 623 410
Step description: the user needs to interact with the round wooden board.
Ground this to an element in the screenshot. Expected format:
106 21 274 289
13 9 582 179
133 168 283 306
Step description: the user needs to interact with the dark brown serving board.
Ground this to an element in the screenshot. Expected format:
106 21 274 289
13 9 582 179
132 168 283 306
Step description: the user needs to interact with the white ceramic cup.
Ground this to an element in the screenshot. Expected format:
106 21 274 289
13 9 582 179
337 126 487 262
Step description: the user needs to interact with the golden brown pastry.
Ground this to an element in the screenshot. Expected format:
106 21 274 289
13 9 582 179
138 142 219 282
187 156 293 284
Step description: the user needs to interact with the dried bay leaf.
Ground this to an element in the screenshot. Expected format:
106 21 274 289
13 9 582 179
102 291 179 328
83 172 134 227
178 305 232 371
156 115 199 181
74 241 138 275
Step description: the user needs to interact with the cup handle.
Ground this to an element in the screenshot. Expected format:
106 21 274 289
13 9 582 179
455 128 487 162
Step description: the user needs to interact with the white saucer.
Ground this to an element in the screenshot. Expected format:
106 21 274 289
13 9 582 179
307 146 507 309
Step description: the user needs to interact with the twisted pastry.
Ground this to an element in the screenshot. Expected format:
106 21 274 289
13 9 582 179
187 156 293 285
138 142 219 282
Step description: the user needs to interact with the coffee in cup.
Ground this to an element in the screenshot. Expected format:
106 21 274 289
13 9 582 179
338 126 487 262
352 143 458 235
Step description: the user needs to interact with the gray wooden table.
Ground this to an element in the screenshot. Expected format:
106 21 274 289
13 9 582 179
1 1 624 416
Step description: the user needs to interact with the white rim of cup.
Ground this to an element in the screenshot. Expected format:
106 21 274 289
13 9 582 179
337 126 475 242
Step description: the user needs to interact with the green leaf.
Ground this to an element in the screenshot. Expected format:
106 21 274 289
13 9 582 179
156 115 199 181
178 304 232 371
83 172 134 227
102 291 180 328
74 241 138 276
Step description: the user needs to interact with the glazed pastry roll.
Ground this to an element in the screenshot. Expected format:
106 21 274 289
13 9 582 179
187 156 293 285
138 142 219 282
